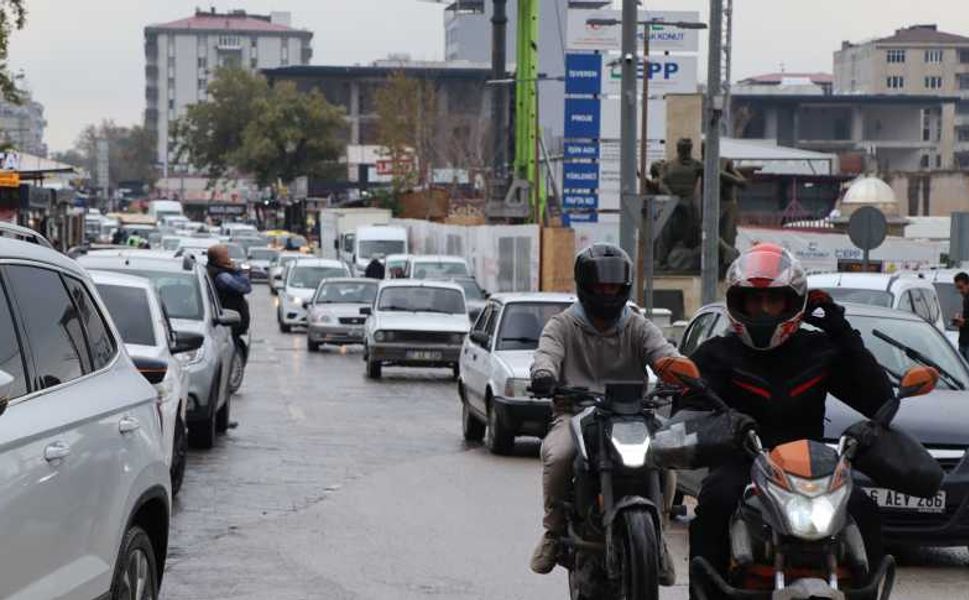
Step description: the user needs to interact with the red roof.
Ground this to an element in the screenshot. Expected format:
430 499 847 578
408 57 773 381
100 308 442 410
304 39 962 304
151 13 299 33
741 72 834 85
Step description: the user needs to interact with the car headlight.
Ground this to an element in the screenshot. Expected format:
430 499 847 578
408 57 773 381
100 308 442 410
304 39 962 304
289 294 303 305
503 378 531 399
176 345 205 366
311 311 332 324
374 330 386 342
450 332 466 344
765 479 849 540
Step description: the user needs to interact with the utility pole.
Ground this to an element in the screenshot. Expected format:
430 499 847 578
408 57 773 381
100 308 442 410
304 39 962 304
490 0 507 203
701 0 724 305
619 0 640 266
637 24 652 312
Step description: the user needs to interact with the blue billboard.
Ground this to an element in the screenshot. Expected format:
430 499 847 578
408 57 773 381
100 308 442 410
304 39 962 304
563 162 599 191
564 98 601 139
565 53 602 96
562 192 599 210
564 141 599 160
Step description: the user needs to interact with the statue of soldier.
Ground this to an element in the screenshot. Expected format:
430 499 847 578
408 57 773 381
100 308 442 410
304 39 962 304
658 138 704 271
719 159 746 275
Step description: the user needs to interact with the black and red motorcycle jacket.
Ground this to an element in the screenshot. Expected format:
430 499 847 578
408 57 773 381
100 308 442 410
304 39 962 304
685 327 892 449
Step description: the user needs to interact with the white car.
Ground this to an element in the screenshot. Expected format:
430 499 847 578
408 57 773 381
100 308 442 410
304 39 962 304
807 272 947 338
269 251 304 295
278 258 352 332
405 254 471 279
0 223 171 599
899 269 963 347
248 246 280 283
90 270 204 496
363 280 472 379
459 293 575 454
385 253 412 278
306 278 379 350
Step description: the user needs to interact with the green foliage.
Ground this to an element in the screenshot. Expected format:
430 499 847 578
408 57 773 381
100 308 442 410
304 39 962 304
374 71 435 193
174 68 346 187
65 120 158 184
0 1 26 102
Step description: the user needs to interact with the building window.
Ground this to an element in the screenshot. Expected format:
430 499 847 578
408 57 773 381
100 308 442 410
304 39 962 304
923 110 932 141
168 99 174 110
959 74 969 90
251 37 258 48
167 35 175 57
937 154 943 168
886 49 906 63
925 76 943 90
168 86 174 100
250 57 258 69
920 154 930 169
961 49 969 64
281 40 289 65
958 127 969 142
197 57 207 69
924 49 944 63
886 75 905 89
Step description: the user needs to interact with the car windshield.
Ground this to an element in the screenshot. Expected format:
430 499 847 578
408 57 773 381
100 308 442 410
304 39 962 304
821 288 893 308
279 256 300 268
457 279 484 300
289 266 347 289
95 284 156 346
103 269 204 321
411 260 469 278
497 302 571 350
249 248 279 261
315 281 377 304
162 238 182 251
225 244 246 260
234 236 269 251
360 240 405 258
806 315 969 390
933 282 960 331
378 286 465 314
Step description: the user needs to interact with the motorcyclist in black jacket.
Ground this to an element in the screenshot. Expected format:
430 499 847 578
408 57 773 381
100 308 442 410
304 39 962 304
681 243 892 597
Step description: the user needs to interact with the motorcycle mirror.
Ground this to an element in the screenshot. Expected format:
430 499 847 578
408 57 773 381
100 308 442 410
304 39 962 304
898 366 938 399
655 356 701 387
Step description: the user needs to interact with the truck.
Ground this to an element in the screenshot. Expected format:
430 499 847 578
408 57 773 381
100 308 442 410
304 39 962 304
350 225 409 276
318 207 392 261
147 199 184 221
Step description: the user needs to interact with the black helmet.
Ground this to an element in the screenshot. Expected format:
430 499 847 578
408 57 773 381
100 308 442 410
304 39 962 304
575 243 632 324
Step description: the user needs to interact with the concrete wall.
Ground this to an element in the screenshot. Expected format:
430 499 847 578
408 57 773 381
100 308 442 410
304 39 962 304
887 171 969 217
666 94 703 161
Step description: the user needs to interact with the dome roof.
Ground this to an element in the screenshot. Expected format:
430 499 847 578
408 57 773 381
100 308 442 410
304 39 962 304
843 176 896 205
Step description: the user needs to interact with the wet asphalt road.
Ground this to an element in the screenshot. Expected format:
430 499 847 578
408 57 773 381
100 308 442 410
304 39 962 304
160 289 969 599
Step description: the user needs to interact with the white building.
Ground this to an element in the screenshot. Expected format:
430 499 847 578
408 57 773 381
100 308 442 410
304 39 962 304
144 9 313 168
0 92 46 157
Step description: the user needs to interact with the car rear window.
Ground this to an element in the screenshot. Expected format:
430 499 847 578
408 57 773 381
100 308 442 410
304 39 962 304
933 282 960 331
412 261 469 278
822 288 893 308
106 269 204 321
95 284 156 346
497 302 571 350
378 286 466 314
289 266 348 289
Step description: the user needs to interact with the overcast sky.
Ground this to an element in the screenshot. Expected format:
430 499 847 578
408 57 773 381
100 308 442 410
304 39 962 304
9 0 969 153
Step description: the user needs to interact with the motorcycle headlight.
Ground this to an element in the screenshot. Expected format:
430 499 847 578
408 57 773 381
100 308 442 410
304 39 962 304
176 345 205 366
503 378 530 399
765 479 850 540
610 421 651 468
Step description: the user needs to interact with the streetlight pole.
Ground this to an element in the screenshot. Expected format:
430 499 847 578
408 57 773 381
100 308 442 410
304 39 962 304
619 0 639 268
701 0 724 305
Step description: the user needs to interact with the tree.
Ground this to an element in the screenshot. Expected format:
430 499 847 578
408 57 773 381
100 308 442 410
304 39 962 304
0 1 26 102
68 120 157 184
374 71 437 194
172 67 269 180
236 82 345 187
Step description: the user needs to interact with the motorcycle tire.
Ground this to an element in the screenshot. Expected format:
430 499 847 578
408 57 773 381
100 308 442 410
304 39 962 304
615 509 659 600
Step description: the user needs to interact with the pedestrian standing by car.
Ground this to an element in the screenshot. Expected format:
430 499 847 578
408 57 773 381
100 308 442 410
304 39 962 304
365 254 386 279
207 244 252 377
952 272 969 361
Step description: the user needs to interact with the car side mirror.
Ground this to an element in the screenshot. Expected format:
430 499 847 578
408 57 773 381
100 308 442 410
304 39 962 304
170 330 204 354
0 368 13 399
217 309 242 327
303 301 311 310
360 306 372 316
470 331 490 348
483 291 491 299
132 356 168 385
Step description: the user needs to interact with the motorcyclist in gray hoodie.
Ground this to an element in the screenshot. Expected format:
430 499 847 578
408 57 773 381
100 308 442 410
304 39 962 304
529 243 680 576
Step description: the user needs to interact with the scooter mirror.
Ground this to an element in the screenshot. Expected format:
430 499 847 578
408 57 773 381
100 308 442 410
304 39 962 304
655 356 701 387
898 366 938 399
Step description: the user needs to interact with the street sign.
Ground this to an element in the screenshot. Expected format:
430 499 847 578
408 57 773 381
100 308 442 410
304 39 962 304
0 171 19 188
564 211 599 224
563 192 598 210
567 10 702 52
564 141 600 160
848 206 887 251
0 152 20 171
565 53 602 96
564 98 602 139
563 162 599 190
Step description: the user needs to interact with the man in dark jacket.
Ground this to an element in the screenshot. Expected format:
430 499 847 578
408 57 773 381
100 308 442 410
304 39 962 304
684 244 891 595
207 244 252 337
364 255 386 279
952 271 969 361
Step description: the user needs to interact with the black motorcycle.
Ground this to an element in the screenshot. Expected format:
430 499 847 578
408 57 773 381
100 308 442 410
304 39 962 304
541 382 673 600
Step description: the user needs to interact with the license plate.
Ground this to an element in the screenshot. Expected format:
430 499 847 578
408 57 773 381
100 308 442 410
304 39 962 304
864 488 946 513
406 350 442 361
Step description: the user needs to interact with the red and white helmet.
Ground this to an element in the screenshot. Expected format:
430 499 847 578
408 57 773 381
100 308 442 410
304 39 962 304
725 243 807 351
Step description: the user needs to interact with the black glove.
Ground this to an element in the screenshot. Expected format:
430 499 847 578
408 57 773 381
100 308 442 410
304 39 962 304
803 290 852 338
727 410 758 449
530 370 557 398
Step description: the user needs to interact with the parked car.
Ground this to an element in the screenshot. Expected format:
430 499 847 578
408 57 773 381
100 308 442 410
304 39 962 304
676 302 969 548
306 278 379 350
363 280 471 379
90 270 204 496
384 253 412 278
900 269 963 347
0 226 171 599
247 247 280 283
405 254 472 279
78 251 238 449
277 258 352 332
269 251 304 295
459 293 575 454
807 272 947 340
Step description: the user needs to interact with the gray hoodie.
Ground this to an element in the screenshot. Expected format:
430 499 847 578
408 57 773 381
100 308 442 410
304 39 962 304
531 303 679 404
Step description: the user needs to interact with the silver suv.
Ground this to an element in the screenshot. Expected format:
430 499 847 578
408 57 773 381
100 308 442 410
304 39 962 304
0 224 171 599
78 250 239 449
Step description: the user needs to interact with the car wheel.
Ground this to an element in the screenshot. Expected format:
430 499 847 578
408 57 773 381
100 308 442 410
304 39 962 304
279 319 291 333
461 395 485 442
170 413 188 497
308 340 319 352
216 393 231 433
367 359 382 379
109 525 159 600
485 398 514 455
228 347 245 394
189 380 218 449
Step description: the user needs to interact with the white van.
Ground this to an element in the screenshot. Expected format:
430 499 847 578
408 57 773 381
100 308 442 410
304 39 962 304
147 200 184 221
352 226 408 275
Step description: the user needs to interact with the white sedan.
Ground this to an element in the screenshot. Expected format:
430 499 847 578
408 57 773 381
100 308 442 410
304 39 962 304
306 278 379 350
277 258 352 332
363 280 471 379
458 293 575 454
90 270 204 496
